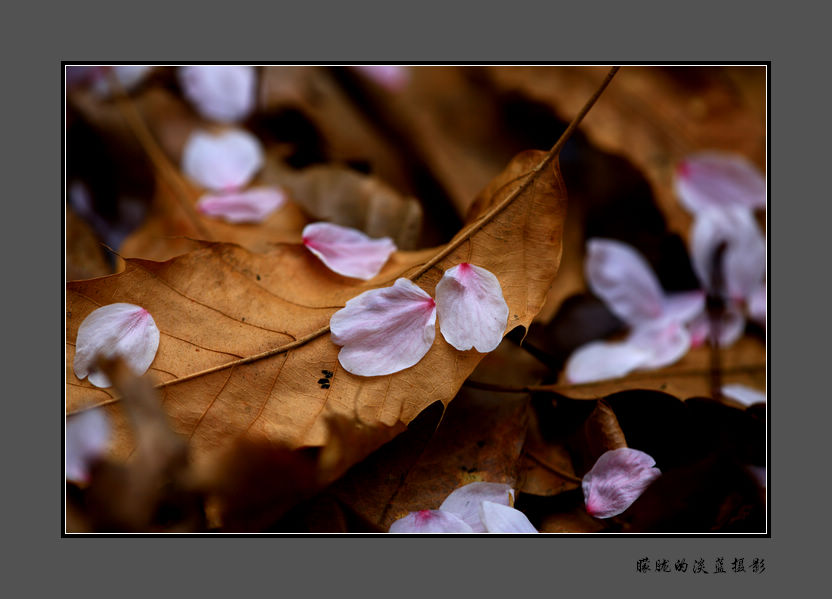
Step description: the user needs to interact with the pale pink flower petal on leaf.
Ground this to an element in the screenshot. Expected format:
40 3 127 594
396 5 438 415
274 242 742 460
627 317 691 370
439 482 515 533
480 501 538 533
688 307 746 348
389 509 473 533
73 303 160 388
585 238 664 326
197 187 286 224
675 151 766 214
565 340 651 384
722 384 766 406
583 448 661 518
330 278 436 376
661 290 706 325
350 65 410 91
435 263 509 352
66 409 110 484
303 222 396 280
179 65 256 123
182 128 263 192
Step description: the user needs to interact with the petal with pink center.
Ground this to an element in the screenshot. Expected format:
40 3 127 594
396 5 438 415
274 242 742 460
439 482 515 533
585 239 665 326
73 303 160 388
197 187 287 224
435 263 509 352
626 317 691 370
303 222 396 280
479 501 537 533
66 409 110 484
179 65 257 123
388 509 473 533
675 151 766 214
687 306 746 349
722 384 766 406
182 128 264 192
582 448 661 518
330 278 436 376
565 340 651 384
350 65 410 91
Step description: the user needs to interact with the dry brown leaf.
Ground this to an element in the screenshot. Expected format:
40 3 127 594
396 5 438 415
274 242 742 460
67 208 113 281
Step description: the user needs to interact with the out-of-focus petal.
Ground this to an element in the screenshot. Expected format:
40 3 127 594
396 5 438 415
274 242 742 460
585 239 664 326
182 128 263 192
91 65 153 96
675 151 766 214
66 409 110 484
435 263 509 352
582 448 661 518
565 340 650 384
687 306 746 348
661 290 705 324
722 384 766 406
627 317 691 370
389 509 473 533
303 222 396 280
330 279 436 376
480 501 537 533
179 65 257 123
197 187 286 224
73 303 160 388
748 282 766 327
439 482 515 533
691 207 765 301
350 65 410 91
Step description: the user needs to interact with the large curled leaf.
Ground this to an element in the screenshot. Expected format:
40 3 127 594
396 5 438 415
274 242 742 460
66 149 567 486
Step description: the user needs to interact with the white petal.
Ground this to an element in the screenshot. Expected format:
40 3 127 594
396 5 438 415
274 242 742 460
66 409 110 484
627 317 691 370
479 501 537 533
388 510 473 533
565 340 650 384
687 306 746 348
582 448 661 518
661 290 705 324
350 65 410 91
675 151 766 214
439 482 515 533
435 263 509 352
179 65 257 123
182 128 264 192
722 384 766 406
73 303 160 388
330 279 436 376
303 222 396 280
197 187 286 224
747 282 766 327
585 239 665 326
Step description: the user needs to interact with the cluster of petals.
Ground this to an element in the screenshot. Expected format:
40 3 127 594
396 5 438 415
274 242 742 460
302 222 396 280
72 303 160 388
330 263 509 376
582 448 661 518
182 128 286 223
66 408 110 484
675 151 767 345
565 239 704 384
349 65 410 91
389 482 537 533
179 65 257 123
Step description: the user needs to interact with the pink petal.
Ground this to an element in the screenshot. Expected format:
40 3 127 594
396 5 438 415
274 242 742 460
687 306 746 348
435 263 509 352
73 303 160 388
626 317 691 370
182 128 264 192
747 282 766 327
350 65 410 91
330 278 436 376
303 222 396 280
722 384 766 406
389 509 473 533
439 482 515 533
66 409 110 484
565 340 651 384
585 239 665 326
197 187 286 224
479 501 537 533
691 207 765 301
661 290 705 324
582 448 661 518
179 65 257 123
675 151 766 214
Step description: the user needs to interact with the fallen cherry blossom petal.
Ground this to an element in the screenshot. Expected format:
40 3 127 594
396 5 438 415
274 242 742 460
675 151 766 214
661 290 706 325
627 317 691 370
350 65 410 91
480 501 537 533
582 448 661 519
73 303 160 388
748 283 766 327
182 128 263 192
388 509 473 533
302 222 396 280
330 278 436 376
179 65 257 123
196 187 286 224
722 384 766 406
66 409 110 484
688 307 746 348
439 482 515 533
585 238 664 326
435 263 509 352
565 339 651 384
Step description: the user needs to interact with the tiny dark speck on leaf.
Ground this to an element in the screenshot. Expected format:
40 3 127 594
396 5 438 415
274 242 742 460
318 378 330 385
321 383 330 389
256 274 261 281
242 317 245 322
476 440 486 448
